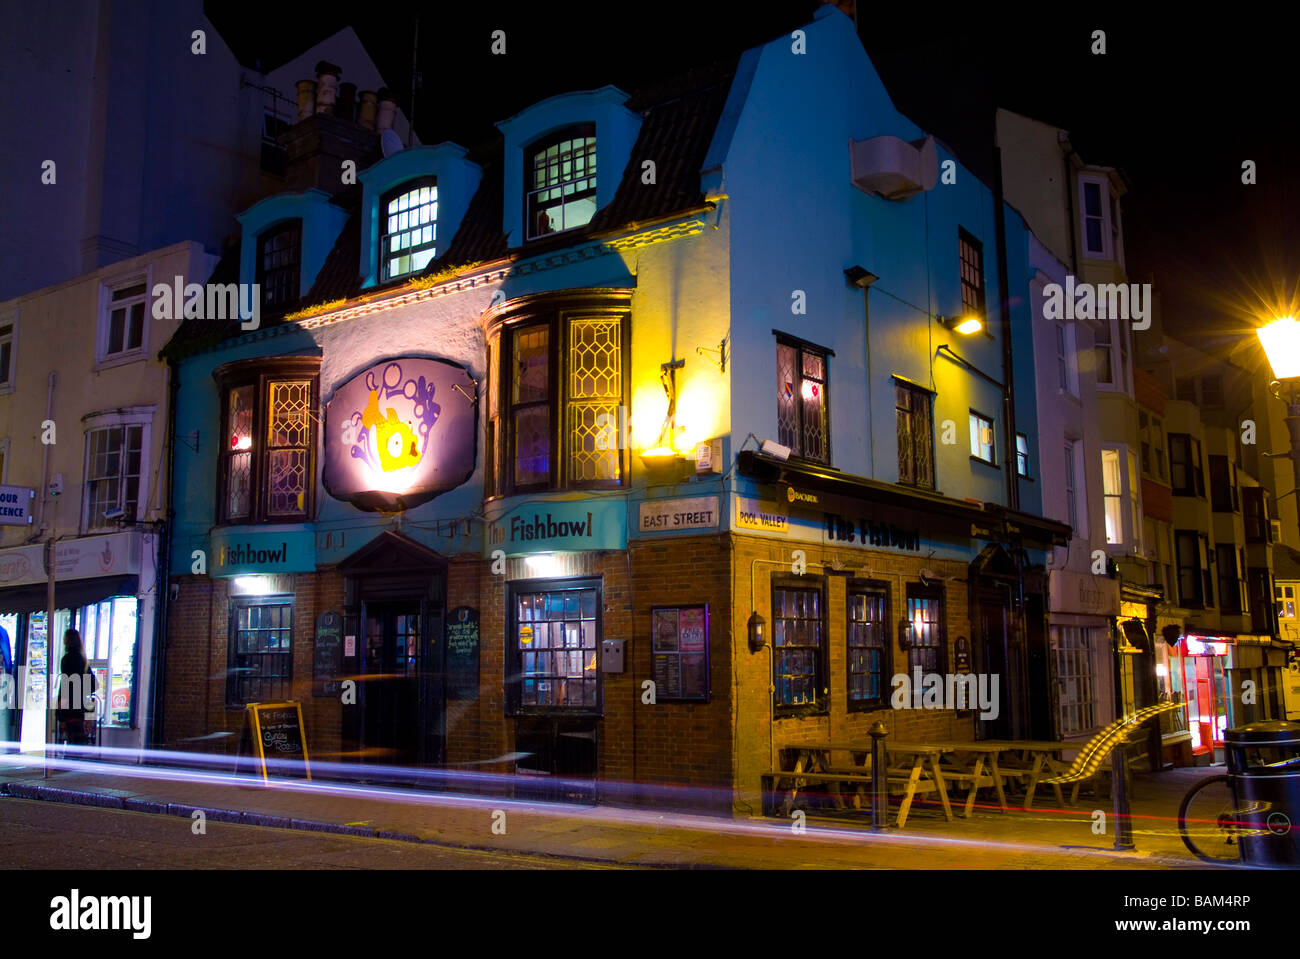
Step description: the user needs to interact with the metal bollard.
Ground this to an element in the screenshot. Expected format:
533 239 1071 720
870 720 889 831
1112 743 1135 851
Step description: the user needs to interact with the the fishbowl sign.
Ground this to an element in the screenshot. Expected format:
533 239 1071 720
323 357 477 512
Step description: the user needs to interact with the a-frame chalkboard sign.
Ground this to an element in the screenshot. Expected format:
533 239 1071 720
236 701 311 783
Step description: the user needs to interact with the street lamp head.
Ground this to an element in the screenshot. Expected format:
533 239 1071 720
1257 316 1300 380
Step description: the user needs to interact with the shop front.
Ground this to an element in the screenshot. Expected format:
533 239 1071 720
1047 568 1120 740
486 497 628 802
1165 631 1232 758
0 530 157 754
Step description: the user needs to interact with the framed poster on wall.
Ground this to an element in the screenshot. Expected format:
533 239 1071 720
650 605 709 702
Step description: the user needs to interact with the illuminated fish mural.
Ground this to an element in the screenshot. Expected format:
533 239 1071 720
323 357 477 512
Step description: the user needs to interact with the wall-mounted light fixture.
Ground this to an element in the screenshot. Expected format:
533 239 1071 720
844 265 879 289
640 359 686 468
759 439 791 461
747 610 767 652
939 313 984 336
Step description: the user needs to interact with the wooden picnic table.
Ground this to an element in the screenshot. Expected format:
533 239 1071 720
968 740 1084 808
777 741 953 827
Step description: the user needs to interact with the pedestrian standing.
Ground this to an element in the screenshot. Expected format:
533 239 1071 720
56 628 95 748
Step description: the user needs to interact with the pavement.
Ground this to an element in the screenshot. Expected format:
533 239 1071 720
0 753 1238 869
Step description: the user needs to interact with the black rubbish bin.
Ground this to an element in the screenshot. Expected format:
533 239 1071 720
1225 720 1300 867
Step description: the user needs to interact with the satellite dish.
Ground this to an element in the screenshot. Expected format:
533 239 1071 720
381 129 403 157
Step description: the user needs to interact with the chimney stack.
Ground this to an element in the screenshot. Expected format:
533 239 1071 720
279 64 379 195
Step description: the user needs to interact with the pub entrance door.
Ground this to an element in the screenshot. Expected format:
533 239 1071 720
340 532 447 773
359 602 425 767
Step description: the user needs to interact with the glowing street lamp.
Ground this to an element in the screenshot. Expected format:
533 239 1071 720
1257 316 1300 542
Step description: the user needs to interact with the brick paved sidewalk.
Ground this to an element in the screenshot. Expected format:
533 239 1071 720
0 756 1230 869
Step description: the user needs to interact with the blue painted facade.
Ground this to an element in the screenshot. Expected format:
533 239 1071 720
163 5 1070 797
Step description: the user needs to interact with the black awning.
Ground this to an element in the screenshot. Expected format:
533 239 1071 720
735 450 1071 548
0 575 139 615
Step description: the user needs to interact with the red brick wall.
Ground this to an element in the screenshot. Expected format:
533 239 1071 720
729 534 976 815
163 571 343 763
163 531 986 814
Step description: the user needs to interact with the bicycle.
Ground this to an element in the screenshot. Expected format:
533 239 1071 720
1177 773 1275 865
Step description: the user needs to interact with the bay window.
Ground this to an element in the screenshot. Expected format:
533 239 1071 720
486 295 629 497
1102 445 1142 550
214 357 320 524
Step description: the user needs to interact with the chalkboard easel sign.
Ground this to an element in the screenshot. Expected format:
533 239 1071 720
237 701 311 783
445 606 480 700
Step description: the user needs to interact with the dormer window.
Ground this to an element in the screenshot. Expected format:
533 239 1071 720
257 221 302 311
381 177 438 280
526 124 596 240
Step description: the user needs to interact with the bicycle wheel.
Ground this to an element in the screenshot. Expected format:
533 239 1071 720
1177 775 1243 865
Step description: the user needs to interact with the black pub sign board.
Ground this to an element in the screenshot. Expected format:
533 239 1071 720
313 610 343 697
445 606 480 700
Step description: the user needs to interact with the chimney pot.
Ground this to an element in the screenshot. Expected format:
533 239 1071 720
337 81 357 121
295 79 317 121
357 90 378 130
376 87 397 133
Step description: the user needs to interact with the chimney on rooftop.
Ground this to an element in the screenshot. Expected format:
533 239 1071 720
357 90 378 130
278 64 379 195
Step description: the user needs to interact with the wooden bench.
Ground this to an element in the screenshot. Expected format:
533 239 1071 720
761 768 946 827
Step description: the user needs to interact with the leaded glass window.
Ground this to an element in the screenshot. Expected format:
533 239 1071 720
267 380 310 517
775 337 830 464
217 360 318 524
568 318 621 483
511 324 551 487
526 125 597 239
381 178 438 280
895 379 934 488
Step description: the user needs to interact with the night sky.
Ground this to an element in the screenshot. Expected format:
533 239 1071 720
207 1 1300 352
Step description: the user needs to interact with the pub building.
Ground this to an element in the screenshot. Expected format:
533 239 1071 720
159 7 1072 811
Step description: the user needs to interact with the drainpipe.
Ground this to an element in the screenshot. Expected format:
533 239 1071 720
148 357 181 749
992 146 1018 512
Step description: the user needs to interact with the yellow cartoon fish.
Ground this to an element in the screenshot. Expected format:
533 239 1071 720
362 389 421 472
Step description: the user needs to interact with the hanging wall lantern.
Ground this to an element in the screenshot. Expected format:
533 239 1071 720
747 611 767 652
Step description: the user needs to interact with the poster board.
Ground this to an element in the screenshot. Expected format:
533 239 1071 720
650 606 709 701
238 701 311 782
